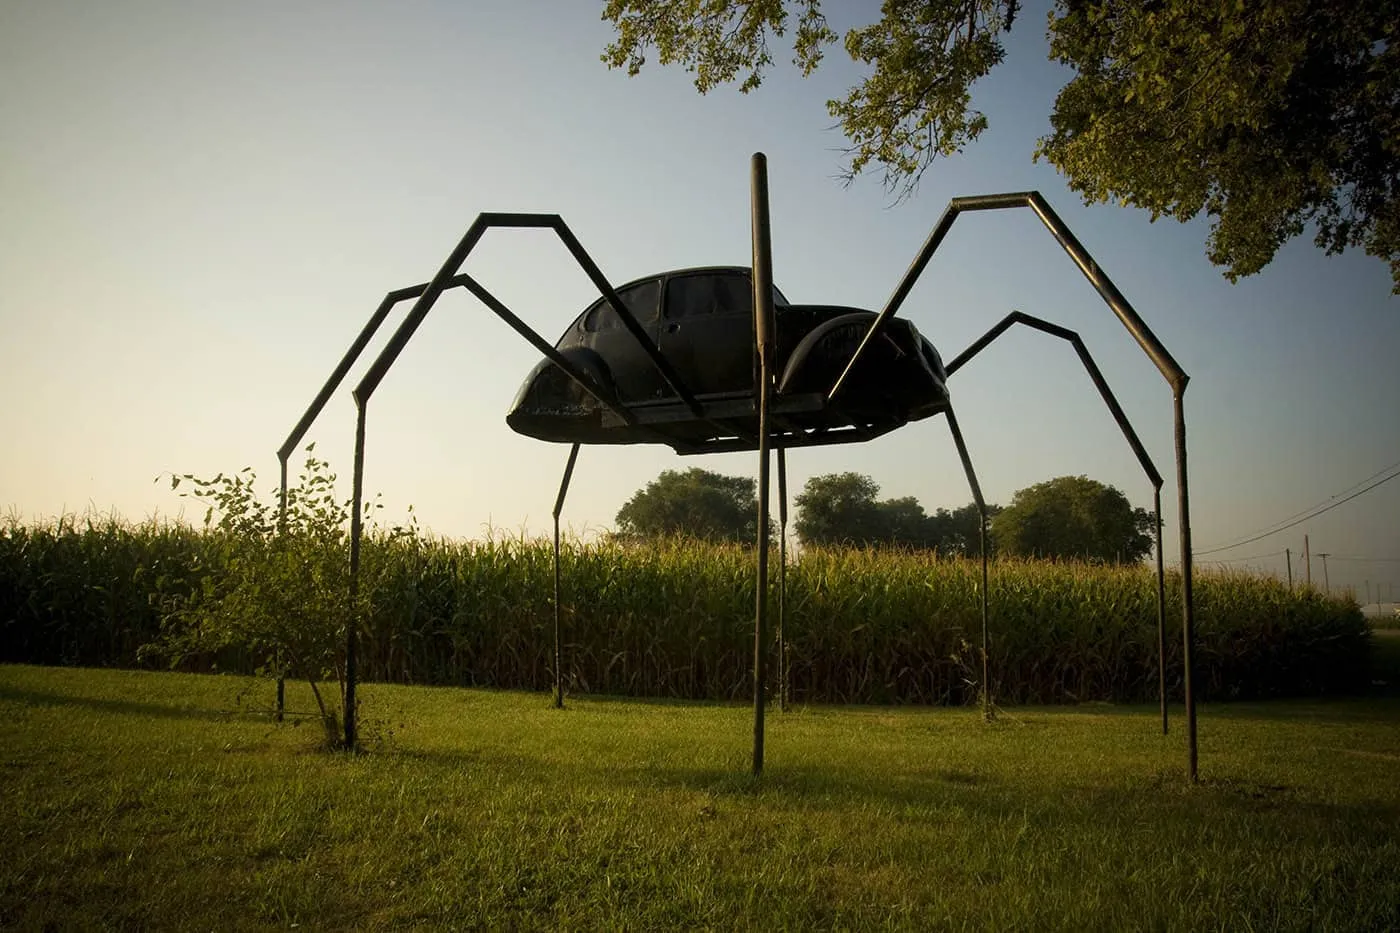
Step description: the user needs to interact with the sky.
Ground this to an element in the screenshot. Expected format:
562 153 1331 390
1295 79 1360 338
2 0 1397 606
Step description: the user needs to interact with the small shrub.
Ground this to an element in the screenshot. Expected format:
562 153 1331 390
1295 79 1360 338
139 448 412 747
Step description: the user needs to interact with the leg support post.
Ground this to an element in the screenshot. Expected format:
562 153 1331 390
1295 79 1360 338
777 447 789 713
751 152 777 777
945 406 991 720
345 399 367 751
552 444 580 709
1154 488 1168 735
1174 392 1198 782
276 453 288 723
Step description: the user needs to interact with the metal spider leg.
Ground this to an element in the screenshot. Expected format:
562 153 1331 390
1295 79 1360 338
275 274 476 723
829 192 1186 400
945 309 1170 733
943 404 992 721
828 192 1197 782
320 212 713 750
552 444 580 710
278 274 475 491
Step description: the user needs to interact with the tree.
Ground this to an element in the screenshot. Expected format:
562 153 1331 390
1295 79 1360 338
793 471 994 552
602 0 1400 291
881 495 937 546
992 475 1153 564
615 468 762 542
928 501 1002 558
794 472 886 546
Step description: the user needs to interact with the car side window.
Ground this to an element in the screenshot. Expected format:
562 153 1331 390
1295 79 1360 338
583 279 660 333
664 273 754 320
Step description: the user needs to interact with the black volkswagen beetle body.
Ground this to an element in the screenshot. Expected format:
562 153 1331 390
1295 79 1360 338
507 266 949 453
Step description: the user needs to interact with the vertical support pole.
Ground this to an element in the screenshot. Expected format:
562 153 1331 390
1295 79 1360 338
1304 535 1311 587
979 510 990 722
777 447 789 713
552 444 580 710
1154 488 1167 735
751 152 776 777
275 659 285 722
945 407 990 720
1286 548 1293 590
276 454 288 723
345 400 367 752
1173 391 1197 783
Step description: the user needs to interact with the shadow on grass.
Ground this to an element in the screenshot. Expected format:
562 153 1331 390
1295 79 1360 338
562 692 750 711
604 757 1006 813
1200 696 1400 723
620 758 1400 866
0 685 312 724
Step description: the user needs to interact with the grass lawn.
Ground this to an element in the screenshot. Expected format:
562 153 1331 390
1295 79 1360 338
2 664 1397 931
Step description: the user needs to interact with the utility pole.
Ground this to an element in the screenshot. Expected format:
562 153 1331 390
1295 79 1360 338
1285 548 1293 589
1318 553 1331 593
1304 535 1311 587
1367 580 1371 606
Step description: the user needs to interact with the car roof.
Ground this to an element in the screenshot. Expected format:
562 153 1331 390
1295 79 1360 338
603 265 758 294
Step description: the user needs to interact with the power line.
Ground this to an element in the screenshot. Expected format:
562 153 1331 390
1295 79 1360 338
1209 455 1400 542
1194 464 1400 557
1202 550 1285 565
1348 457 1400 490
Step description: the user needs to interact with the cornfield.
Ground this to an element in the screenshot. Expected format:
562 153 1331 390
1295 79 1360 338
0 517 1372 704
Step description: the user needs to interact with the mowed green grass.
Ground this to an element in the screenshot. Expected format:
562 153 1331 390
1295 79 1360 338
2 665 1397 931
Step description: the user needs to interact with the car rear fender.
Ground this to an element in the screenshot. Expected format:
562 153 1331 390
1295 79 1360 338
777 311 889 394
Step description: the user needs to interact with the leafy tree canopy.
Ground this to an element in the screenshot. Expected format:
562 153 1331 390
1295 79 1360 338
615 467 762 542
928 501 1000 557
602 0 1400 291
793 472 884 546
992 474 1153 564
793 471 995 553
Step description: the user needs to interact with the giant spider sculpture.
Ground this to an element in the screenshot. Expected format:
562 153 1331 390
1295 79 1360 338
278 154 1200 781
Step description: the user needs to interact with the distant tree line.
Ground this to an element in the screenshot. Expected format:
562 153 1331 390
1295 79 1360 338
615 468 1154 564
791 472 993 556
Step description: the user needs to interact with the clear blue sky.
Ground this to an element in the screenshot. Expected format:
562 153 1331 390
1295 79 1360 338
2 0 1397 603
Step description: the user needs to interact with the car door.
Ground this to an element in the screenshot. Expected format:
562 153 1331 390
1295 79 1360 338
656 271 756 397
576 277 664 402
